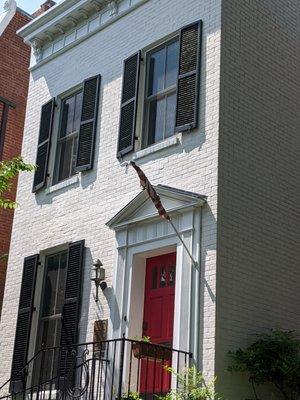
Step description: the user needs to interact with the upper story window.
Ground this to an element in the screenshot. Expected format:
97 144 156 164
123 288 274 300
32 76 101 193
117 20 202 159
145 39 179 146
54 90 83 184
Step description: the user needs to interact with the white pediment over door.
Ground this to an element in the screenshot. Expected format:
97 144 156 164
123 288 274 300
106 184 206 230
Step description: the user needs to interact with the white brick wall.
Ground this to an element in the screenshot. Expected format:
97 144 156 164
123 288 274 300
0 0 221 389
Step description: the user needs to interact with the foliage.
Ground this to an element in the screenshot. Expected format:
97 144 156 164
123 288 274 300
133 336 151 343
0 157 35 209
122 392 142 400
228 329 300 400
157 366 222 400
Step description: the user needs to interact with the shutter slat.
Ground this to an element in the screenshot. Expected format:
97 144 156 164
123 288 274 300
175 21 202 132
58 241 84 378
117 51 140 158
10 255 39 392
32 100 55 192
76 76 101 172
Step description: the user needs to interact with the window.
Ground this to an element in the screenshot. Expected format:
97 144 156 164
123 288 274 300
32 75 100 192
144 39 179 147
54 90 83 184
35 251 68 382
117 21 202 158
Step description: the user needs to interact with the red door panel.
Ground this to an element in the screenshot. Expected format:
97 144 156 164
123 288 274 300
140 253 176 395
148 296 163 340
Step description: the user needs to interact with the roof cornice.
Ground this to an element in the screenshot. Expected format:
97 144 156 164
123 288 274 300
17 0 87 39
17 0 146 67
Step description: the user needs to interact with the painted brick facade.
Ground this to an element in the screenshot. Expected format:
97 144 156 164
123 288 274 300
0 0 221 389
0 8 31 314
1 0 299 398
216 0 300 398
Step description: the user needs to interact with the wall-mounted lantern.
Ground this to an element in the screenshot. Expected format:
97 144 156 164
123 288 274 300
91 259 107 302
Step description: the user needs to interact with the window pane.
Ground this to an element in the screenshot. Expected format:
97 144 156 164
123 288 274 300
65 96 75 135
169 265 176 286
151 267 158 290
42 254 60 317
166 40 179 88
165 93 176 138
41 319 57 348
58 138 73 182
55 252 67 314
148 47 165 96
160 266 167 287
39 318 61 381
148 98 165 145
73 91 83 133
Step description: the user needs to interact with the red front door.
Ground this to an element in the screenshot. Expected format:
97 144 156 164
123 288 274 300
140 252 176 394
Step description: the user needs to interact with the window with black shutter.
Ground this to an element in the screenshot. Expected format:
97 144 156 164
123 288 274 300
32 100 55 192
10 255 39 392
33 241 85 384
118 20 202 155
34 76 100 189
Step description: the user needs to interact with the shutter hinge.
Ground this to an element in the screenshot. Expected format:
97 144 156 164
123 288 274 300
37 261 42 266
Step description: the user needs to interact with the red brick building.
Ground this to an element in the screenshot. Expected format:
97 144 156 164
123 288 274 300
0 1 32 314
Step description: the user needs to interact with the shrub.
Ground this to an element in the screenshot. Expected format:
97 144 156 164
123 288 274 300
228 329 300 400
158 366 222 400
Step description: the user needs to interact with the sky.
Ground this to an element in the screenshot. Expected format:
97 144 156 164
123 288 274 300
0 0 62 14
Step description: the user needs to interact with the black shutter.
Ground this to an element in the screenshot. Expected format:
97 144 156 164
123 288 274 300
59 241 84 378
76 76 101 172
175 20 202 132
117 51 141 158
32 99 55 192
10 255 39 392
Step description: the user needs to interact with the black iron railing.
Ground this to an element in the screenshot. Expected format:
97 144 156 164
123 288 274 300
0 338 192 400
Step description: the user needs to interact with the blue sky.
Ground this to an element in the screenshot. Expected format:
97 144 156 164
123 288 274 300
0 0 61 14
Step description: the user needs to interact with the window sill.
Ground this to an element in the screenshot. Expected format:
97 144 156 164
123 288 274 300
46 175 79 195
132 135 180 161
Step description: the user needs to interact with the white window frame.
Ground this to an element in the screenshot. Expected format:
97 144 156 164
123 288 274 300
53 89 83 185
135 33 180 151
47 84 83 188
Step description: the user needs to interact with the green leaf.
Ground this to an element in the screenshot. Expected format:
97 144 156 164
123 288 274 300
0 156 35 209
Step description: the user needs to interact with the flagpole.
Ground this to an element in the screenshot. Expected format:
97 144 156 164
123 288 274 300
129 161 198 268
168 218 198 268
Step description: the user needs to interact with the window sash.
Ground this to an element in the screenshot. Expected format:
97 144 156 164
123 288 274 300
55 135 78 183
60 91 83 139
33 251 67 384
143 37 179 147
53 90 82 184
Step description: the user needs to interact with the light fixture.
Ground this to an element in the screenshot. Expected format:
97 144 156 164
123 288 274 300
91 259 107 302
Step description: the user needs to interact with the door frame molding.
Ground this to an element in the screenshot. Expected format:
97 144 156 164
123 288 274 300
109 207 203 363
